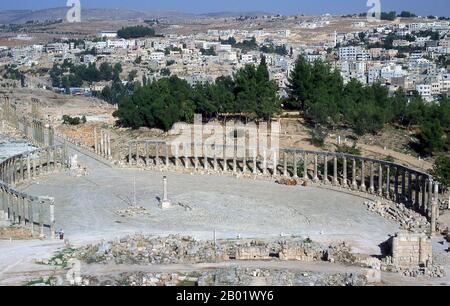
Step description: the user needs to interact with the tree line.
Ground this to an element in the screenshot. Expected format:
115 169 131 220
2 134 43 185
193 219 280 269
287 56 450 155
113 56 280 130
49 60 122 91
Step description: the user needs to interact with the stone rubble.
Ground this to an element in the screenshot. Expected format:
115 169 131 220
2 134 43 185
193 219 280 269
79 268 369 287
71 235 364 266
365 201 430 233
381 257 446 278
115 205 151 217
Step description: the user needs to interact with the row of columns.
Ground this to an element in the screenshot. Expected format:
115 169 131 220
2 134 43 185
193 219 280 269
93 128 112 159
127 141 441 234
0 188 55 238
0 147 65 186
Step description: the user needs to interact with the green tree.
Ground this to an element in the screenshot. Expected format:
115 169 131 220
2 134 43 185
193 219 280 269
432 155 450 190
419 120 446 155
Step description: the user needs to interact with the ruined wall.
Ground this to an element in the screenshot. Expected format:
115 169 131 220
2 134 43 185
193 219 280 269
391 232 432 268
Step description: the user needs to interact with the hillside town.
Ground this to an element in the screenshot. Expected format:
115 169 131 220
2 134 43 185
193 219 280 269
1 14 450 103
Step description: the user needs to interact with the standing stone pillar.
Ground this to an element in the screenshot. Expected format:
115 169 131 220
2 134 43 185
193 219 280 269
378 164 383 196
165 144 169 168
342 157 348 187
333 156 338 186
407 172 413 206
369 162 375 194
185 143 190 169
107 132 111 158
394 167 399 201
27 199 34 235
222 144 227 172
128 143 132 166
386 165 391 199
401 170 406 202
253 149 257 175
293 152 298 178
352 158 357 190
161 176 171 209
415 174 421 210
100 130 104 156
203 145 207 170
233 147 237 174
135 142 139 166
194 145 199 170
303 153 308 181
313 154 318 182
213 145 218 171
242 147 247 173
323 155 328 184
262 149 267 175
93 128 98 154
272 150 277 177
144 143 149 166
360 160 366 192
283 152 288 177
49 199 56 239
427 179 433 216
430 182 439 236
155 144 160 166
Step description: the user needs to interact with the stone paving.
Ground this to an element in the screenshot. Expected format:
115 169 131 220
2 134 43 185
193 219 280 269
17 143 401 255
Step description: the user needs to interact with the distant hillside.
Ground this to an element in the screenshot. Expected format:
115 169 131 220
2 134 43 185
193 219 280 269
198 11 272 18
0 7 191 24
0 8 273 24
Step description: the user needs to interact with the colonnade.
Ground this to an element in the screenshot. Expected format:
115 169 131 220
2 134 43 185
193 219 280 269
93 127 112 159
127 140 442 234
0 146 66 238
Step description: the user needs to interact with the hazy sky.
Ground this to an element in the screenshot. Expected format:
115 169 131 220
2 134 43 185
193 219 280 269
0 0 449 16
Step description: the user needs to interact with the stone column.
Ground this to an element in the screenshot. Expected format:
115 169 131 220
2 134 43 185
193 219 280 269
27 198 34 235
135 142 139 165
293 152 298 178
360 160 366 192
323 155 328 184
262 149 267 175
213 145 218 171
352 158 357 190
313 154 318 182
303 153 308 181
128 143 132 165
407 172 413 206
421 177 428 213
378 164 383 196
369 162 375 194
222 144 227 172
394 167 399 201
430 182 439 236
272 150 277 177
415 174 421 210
401 170 406 202
242 147 247 173
342 157 348 188
233 148 237 174
49 199 55 239
165 144 169 168
155 144 160 166
93 128 98 154
185 143 190 169
283 152 288 177
203 145 207 170
107 132 111 158
253 149 257 175
386 166 390 199
333 156 338 186
161 176 171 209
427 179 433 216
144 143 149 166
